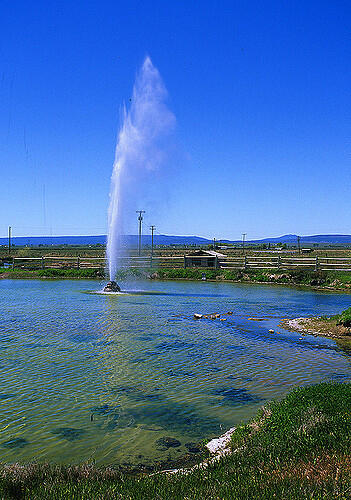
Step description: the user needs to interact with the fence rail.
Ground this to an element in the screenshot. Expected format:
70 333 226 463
221 256 351 272
2 255 351 272
2 256 185 270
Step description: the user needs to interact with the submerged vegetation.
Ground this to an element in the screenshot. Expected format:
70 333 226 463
0 383 350 499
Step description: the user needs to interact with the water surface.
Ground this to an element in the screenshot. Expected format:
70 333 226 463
0 279 350 465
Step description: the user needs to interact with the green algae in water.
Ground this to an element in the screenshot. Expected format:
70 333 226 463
51 428 86 441
2 438 28 449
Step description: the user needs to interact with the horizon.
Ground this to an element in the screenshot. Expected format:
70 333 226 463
3 232 351 242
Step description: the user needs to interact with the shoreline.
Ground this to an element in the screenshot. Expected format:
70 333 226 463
2 268 351 293
280 316 351 339
1 383 350 498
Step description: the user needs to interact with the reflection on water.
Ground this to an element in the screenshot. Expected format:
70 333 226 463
0 279 351 465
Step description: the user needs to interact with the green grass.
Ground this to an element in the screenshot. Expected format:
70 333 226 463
320 307 351 327
338 307 351 327
0 267 105 279
154 267 351 288
2 265 351 292
1 383 351 499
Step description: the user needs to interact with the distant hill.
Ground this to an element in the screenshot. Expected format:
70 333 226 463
241 234 351 246
0 234 211 246
1 234 351 247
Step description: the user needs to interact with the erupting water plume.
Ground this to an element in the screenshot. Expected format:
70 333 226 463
106 56 175 284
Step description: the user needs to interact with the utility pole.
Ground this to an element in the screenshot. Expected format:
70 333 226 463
150 225 156 267
213 237 216 250
242 233 246 255
136 210 145 256
8 226 11 256
297 235 301 254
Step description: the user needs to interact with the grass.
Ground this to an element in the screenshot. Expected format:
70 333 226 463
1 383 351 499
320 308 351 326
338 307 351 327
0 267 105 279
2 265 351 292
155 267 351 288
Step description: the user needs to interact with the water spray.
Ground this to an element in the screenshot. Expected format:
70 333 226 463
104 56 175 292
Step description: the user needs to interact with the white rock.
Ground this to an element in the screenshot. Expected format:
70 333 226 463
206 427 236 455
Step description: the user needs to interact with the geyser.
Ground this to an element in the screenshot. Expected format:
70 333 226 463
105 56 175 290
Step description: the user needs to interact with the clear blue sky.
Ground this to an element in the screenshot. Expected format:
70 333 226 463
1 0 350 240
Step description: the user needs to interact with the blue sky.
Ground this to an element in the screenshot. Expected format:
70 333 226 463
1 0 350 240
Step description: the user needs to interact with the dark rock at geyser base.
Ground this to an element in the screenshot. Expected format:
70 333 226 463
103 281 121 292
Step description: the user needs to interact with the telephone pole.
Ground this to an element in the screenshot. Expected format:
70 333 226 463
242 233 246 254
297 235 301 254
150 225 156 266
8 226 11 256
136 210 145 256
213 237 216 250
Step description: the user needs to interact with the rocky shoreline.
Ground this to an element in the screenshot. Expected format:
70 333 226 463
280 316 351 339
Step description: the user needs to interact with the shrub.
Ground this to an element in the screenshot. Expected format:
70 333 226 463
338 307 351 327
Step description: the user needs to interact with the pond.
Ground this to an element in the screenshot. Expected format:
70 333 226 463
0 278 350 466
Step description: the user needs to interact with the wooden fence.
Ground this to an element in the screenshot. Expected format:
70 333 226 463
3 256 184 270
221 256 351 272
3 255 351 272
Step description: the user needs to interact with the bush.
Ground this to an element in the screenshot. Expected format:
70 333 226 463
36 268 104 279
338 307 351 327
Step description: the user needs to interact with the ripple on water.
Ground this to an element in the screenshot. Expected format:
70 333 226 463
0 393 16 400
1 279 351 465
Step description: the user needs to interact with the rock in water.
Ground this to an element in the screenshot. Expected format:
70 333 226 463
103 281 121 292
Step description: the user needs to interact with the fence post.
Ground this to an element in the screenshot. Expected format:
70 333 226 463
41 256 45 269
215 256 219 269
277 256 281 269
315 256 319 272
77 256 80 270
244 256 247 270
184 256 187 269
12 258 15 270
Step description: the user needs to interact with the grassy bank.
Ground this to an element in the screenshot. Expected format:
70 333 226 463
0 382 350 499
282 307 351 341
2 266 351 291
0 267 105 279
154 267 351 290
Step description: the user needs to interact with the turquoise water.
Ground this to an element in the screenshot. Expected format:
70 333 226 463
0 279 350 466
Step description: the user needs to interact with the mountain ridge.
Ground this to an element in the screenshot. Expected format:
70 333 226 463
1 234 351 246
